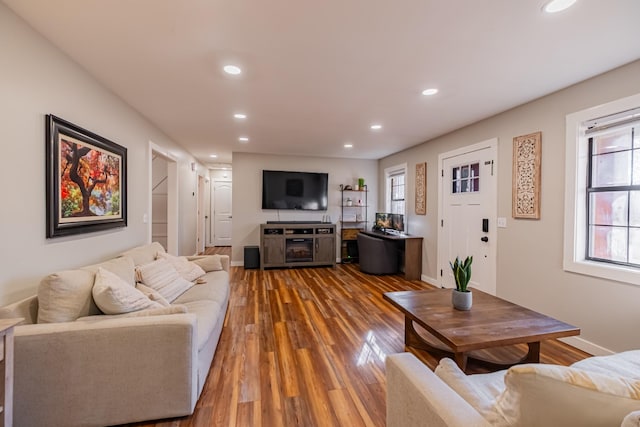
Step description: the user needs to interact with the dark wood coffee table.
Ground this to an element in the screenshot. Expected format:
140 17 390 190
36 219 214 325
383 288 580 371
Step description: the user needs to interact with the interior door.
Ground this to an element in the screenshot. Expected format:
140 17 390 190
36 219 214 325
213 180 232 246
438 141 497 294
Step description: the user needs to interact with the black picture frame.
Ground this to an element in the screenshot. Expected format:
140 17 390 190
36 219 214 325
46 115 127 238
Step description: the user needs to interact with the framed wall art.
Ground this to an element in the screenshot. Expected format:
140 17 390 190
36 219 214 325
46 115 127 238
512 131 541 219
415 162 426 215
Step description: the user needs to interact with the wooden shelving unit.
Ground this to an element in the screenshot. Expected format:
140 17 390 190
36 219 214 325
260 223 336 269
339 184 367 263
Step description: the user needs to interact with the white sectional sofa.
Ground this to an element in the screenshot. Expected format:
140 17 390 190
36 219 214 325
387 351 640 427
0 242 230 427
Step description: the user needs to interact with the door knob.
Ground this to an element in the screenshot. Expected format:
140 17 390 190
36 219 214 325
480 236 489 242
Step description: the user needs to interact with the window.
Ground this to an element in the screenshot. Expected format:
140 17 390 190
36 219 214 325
385 164 407 216
564 93 640 286
587 125 640 267
452 162 480 194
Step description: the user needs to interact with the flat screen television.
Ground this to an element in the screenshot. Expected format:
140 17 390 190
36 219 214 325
262 170 328 211
375 212 405 233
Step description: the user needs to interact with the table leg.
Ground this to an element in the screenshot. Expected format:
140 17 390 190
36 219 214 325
524 341 541 363
454 352 468 371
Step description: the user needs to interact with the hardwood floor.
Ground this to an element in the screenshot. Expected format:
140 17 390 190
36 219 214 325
131 252 590 427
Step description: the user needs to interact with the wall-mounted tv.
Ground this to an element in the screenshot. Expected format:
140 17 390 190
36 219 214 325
262 170 328 211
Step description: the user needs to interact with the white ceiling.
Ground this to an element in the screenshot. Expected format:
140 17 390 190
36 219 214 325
5 0 640 166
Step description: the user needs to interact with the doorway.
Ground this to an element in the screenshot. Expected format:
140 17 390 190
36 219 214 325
149 143 178 255
213 179 232 246
437 138 497 295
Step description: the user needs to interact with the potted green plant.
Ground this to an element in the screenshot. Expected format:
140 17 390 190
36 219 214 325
449 256 473 310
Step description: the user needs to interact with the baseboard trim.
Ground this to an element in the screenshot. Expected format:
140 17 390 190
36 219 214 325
420 274 439 287
559 336 614 356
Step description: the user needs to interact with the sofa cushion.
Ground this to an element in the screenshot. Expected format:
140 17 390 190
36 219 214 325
190 255 223 272
135 259 193 303
181 300 223 351
92 268 163 315
75 304 188 321
82 256 136 286
172 270 230 305
434 358 506 418
136 283 170 307
120 242 166 266
487 364 640 427
157 252 206 282
572 350 640 379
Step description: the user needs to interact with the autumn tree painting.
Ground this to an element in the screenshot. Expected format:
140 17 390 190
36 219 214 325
59 138 121 218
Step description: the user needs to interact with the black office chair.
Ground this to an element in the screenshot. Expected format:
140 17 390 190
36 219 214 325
357 233 398 275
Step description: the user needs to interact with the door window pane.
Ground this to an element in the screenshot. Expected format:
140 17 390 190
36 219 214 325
452 163 480 194
630 191 640 227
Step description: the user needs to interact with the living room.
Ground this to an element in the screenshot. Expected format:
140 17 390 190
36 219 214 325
1 0 640 426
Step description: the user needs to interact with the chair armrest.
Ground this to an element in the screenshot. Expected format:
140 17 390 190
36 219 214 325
13 314 198 427
386 353 491 427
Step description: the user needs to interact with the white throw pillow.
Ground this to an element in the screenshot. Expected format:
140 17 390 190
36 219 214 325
135 259 194 302
190 255 223 272
156 252 205 282
136 283 170 307
486 364 640 427
92 268 163 315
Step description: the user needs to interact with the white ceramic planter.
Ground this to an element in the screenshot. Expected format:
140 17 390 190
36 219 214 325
452 289 472 311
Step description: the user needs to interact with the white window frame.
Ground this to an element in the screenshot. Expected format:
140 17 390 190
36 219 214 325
564 92 640 286
384 163 407 217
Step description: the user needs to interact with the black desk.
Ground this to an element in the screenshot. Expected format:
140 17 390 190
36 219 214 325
360 230 423 280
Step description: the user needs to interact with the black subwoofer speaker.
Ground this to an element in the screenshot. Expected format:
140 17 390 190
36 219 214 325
244 246 260 269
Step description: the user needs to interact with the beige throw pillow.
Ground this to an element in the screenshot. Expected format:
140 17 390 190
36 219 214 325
157 252 205 282
136 283 170 307
191 255 223 272
37 269 97 323
486 364 640 427
92 268 163 315
135 259 194 302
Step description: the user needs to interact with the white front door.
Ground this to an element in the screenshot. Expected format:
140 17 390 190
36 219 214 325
438 139 497 295
213 180 232 246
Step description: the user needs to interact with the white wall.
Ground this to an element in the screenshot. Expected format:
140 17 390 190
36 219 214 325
0 4 203 304
232 153 377 264
379 60 640 353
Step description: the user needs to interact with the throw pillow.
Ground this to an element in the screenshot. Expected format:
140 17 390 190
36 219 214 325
135 259 194 302
37 269 97 323
136 283 170 307
486 364 640 427
92 268 163 315
156 252 205 282
190 255 223 272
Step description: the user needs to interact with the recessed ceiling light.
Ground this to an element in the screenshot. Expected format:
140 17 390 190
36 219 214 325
370 124 382 130
223 65 242 75
543 0 577 13
238 137 249 142
234 113 247 119
209 154 217 158
422 88 439 96
344 144 353 148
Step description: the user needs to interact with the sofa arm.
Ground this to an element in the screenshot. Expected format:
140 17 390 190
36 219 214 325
386 353 491 427
13 314 198 427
